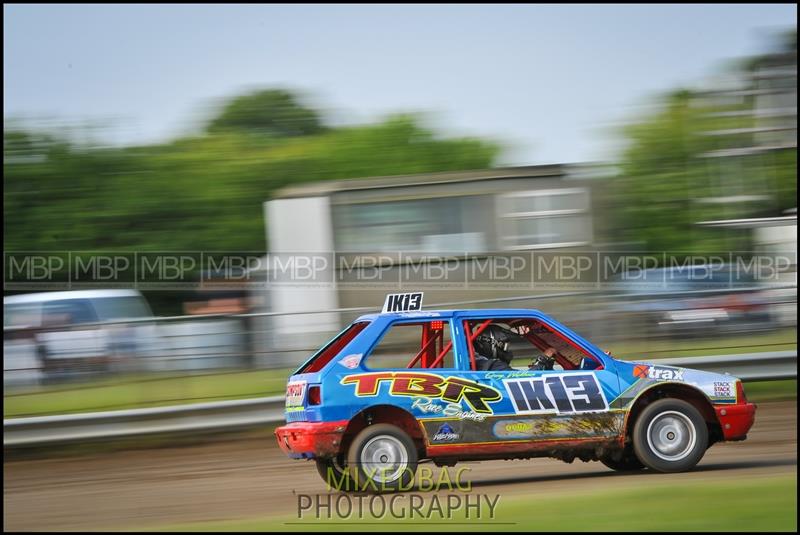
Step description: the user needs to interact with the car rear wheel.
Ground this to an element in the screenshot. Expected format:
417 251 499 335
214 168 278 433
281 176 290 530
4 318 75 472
347 424 417 492
633 398 708 473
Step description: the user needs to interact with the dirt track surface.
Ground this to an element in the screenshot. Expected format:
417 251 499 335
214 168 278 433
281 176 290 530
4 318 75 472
4 401 797 531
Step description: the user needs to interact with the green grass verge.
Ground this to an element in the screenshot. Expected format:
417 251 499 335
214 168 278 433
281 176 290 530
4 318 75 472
146 474 797 532
4 327 796 418
607 328 796 360
5 371 796 420
743 379 797 402
4 368 294 418
6 373 798 420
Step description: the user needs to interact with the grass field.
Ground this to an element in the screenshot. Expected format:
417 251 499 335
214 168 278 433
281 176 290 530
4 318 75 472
740 379 797 402
5 327 796 418
604 327 797 360
4 368 294 417
5 371 796 419
148 474 797 532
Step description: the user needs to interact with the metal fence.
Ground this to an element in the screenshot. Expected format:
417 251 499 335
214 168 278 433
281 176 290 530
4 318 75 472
3 351 796 447
4 285 797 392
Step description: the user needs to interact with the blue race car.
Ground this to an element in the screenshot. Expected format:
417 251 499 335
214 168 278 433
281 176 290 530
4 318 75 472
275 293 756 491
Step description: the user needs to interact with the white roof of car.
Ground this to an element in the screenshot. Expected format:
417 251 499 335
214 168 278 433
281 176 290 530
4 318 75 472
4 289 144 305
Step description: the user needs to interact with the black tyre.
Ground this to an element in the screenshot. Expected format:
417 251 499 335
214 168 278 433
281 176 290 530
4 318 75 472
315 454 357 492
347 423 418 493
600 449 646 471
632 398 708 473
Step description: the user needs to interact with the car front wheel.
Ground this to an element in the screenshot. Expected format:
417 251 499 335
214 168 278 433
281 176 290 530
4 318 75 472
633 398 708 473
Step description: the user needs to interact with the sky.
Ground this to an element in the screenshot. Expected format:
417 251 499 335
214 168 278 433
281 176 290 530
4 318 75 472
3 4 797 165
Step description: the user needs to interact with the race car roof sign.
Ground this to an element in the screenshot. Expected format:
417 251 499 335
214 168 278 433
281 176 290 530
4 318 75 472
382 292 424 313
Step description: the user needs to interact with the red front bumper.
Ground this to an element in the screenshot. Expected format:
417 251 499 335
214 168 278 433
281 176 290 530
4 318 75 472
274 420 349 459
715 402 757 441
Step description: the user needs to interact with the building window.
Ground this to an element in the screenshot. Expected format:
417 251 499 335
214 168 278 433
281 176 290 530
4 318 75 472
332 196 487 253
497 188 592 250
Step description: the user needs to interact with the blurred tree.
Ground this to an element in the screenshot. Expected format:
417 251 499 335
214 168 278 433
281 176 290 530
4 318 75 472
612 29 797 258
4 92 498 314
205 89 325 137
3 91 498 256
612 91 729 255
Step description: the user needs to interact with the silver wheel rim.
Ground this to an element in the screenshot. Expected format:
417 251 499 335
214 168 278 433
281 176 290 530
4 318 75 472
646 410 696 462
360 435 408 483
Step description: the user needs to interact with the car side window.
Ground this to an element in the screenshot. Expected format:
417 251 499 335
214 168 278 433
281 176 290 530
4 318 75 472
464 317 603 371
365 320 455 370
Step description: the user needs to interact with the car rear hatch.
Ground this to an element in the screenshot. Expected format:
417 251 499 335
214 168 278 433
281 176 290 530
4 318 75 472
284 372 323 422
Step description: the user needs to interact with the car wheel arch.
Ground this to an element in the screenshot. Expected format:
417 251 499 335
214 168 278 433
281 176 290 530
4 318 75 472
624 382 723 446
341 404 427 460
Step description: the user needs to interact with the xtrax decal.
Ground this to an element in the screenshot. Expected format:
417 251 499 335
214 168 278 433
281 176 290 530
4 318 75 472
633 364 684 381
611 365 737 409
341 372 501 413
504 373 608 415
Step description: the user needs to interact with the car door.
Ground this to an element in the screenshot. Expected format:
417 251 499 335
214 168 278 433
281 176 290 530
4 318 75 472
444 312 624 449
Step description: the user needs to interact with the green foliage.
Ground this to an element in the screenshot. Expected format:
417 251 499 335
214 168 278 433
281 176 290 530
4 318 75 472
612 89 796 257
4 96 499 255
206 88 324 137
612 30 797 258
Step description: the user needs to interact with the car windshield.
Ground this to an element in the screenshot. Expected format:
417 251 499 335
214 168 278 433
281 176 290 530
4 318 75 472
4 303 40 328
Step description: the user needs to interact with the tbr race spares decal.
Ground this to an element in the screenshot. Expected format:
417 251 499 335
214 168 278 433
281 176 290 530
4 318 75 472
341 372 501 413
342 371 622 446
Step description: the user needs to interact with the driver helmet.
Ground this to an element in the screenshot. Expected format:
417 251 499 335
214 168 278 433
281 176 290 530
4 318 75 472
474 324 513 363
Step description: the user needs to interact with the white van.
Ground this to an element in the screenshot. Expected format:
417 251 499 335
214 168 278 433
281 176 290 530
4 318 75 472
4 290 157 386
4 289 154 328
